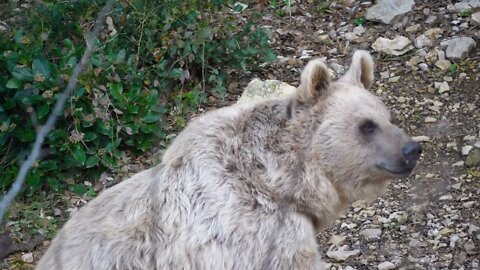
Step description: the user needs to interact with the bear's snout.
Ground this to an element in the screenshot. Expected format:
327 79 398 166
402 141 422 166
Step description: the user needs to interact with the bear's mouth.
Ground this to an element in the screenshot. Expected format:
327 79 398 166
375 162 414 178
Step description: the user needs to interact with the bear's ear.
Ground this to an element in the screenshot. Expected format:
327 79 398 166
340 50 374 89
296 59 331 104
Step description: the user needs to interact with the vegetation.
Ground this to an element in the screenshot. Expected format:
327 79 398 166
0 0 276 198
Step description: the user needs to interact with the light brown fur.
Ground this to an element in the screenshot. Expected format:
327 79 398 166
37 50 419 270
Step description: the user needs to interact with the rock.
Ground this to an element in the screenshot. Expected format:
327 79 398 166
378 261 396 270
465 149 480 167
472 12 480 26
365 0 415 24
462 145 473 155
412 135 431 142
425 28 443 39
372 36 413 56
441 37 476 60
22 252 34 263
418 63 429 71
238 79 296 103
425 117 437 123
326 245 361 262
415 35 432 48
329 234 347 246
435 60 452 70
447 0 480 12
425 15 437 24
360 228 382 240
406 24 420 32
434 81 450 93
330 63 346 75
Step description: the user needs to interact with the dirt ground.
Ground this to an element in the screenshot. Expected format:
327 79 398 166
2 1 479 269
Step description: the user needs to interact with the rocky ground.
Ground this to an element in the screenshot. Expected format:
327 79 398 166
2 0 480 269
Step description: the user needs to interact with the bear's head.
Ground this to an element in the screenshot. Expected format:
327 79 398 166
294 50 421 203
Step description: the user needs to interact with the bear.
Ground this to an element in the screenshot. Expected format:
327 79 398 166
36 50 421 270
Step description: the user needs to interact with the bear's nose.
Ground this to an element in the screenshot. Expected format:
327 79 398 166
402 141 422 164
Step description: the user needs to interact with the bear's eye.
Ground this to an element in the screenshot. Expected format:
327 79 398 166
359 119 377 134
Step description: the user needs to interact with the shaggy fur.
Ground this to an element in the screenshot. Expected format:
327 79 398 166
37 50 419 270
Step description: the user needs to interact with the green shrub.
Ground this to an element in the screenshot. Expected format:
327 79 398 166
0 0 276 195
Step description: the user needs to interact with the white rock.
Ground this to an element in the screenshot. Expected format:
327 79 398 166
22 253 34 263
238 79 296 103
380 71 390 79
330 63 346 75
439 194 453 200
435 60 451 70
365 0 415 24
434 81 450 93
425 28 443 38
326 245 361 262
360 228 382 240
472 12 480 26
415 35 433 48
418 63 429 71
329 234 347 246
413 136 431 142
447 0 480 12
453 159 464 166
372 36 414 56
378 261 397 270
406 24 421 32
462 145 473 155
441 37 477 60
425 117 437 123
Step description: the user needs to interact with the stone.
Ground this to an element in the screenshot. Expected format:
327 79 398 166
360 228 382 240
329 234 347 246
415 35 433 48
462 145 473 155
238 79 296 103
465 149 480 167
424 28 443 38
425 117 437 123
365 0 415 24
472 12 480 26
22 252 34 263
441 37 476 60
434 81 450 93
326 245 361 262
406 24 420 32
378 261 397 270
447 0 480 12
372 36 414 56
435 60 451 70
412 136 430 142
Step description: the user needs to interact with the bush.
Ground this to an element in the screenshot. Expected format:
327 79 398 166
0 0 276 195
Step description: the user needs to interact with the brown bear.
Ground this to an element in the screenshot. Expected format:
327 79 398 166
36 50 421 270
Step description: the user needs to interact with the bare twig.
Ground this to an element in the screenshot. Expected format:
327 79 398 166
0 0 115 222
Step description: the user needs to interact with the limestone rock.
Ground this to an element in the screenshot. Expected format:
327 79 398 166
372 36 413 56
366 0 415 24
238 79 296 103
441 37 476 60
326 245 361 262
447 0 480 12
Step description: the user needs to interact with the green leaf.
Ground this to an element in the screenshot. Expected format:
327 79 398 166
109 83 123 101
47 177 60 191
105 138 121 152
116 49 126 62
37 103 50 119
26 170 41 190
20 129 35 142
85 155 99 168
71 184 87 195
32 58 51 79
10 67 33 81
73 145 86 165
39 160 58 171
6 78 22 89
143 113 159 123
101 155 118 168
83 132 97 142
